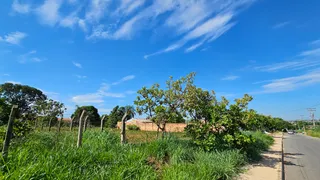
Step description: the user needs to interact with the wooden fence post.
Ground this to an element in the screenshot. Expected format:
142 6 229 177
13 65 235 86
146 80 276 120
2 105 18 160
83 116 89 132
70 116 75 131
121 113 127 144
77 110 86 148
58 114 63 132
101 115 106 132
48 117 53 132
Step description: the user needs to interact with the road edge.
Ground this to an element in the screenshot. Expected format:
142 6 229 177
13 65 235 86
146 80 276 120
281 132 285 180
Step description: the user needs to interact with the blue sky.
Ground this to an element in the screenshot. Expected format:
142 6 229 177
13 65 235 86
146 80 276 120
1 0 320 120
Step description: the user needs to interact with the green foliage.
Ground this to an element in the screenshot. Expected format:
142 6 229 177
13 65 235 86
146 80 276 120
0 83 47 117
12 119 33 138
307 127 320 138
0 98 10 125
107 106 133 128
0 131 248 180
127 124 140 131
72 106 100 126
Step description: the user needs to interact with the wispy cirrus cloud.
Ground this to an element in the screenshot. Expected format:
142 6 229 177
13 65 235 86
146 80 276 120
12 0 31 14
0 31 27 45
221 75 239 81
255 69 320 93
18 50 45 63
5 81 21 84
112 75 135 85
272 21 291 29
72 61 82 68
11 0 254 57
72 81 126 104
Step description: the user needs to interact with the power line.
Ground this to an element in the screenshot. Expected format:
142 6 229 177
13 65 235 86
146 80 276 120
307 108 316 128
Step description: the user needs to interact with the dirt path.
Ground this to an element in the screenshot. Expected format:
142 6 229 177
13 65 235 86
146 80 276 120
240 133 282 180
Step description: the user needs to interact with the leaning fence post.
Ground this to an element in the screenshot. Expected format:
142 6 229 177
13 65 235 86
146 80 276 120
121 113 127 144
48 117 53 132
77 110 86 148
2 105 18 160
70 116 75 131
83 116 89 132
101 115 106 132
58 114 63 132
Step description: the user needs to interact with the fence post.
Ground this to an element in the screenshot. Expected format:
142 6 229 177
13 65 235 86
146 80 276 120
48 117 53 132
84 116 89 132
77 110 86 148
70 116 75 131
101 115 106 132
121 113 127 144
2 105 18 160
58 114 63 132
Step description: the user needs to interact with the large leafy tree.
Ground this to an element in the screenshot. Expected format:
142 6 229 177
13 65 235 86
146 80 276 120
72 106 100 126
107 106 135 128
34 99 66 128
0 83 47 117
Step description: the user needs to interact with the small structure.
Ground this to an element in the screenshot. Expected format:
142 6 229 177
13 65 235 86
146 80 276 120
117 118 187 132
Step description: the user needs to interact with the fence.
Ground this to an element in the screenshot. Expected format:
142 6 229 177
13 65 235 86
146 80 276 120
117 121 187 132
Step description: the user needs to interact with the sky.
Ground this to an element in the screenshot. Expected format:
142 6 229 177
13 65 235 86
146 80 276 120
1 0 320 120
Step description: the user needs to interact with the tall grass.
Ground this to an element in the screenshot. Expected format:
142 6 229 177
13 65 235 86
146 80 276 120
307 127 320 138
0 130 249 180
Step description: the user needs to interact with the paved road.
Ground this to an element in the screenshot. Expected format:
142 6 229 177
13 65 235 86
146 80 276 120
284 134 320 180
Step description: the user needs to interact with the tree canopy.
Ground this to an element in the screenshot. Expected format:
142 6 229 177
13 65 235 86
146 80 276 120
0 83 47 117
0 98 11 125
72 106 100 126
107 105 135 128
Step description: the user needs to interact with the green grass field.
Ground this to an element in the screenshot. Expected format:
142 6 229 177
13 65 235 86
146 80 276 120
0 128 274 180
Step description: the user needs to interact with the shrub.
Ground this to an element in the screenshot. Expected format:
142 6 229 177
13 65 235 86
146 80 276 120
127 124 140 131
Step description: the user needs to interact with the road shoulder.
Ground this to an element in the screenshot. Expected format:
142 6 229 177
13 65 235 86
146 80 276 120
240 133 282 180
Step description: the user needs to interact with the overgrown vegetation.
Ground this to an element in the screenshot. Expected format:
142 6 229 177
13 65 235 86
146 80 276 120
0 130 252 180
307 127 320 138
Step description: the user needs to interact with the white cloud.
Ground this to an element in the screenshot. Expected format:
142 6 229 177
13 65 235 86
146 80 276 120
272 21 291 29
221 75 239 81
257 69 320 93
72 61 82 68
85 0 110 23
0 31 27 45
5 81 21 84
75 75 87 79
300 48 320 57
3 74 10 76
36 0 62 26
60 15 79 28
98 108 112 114
12 0 30 14
115 0 145 16
18 50 44 64
310 39 320 46
125 90 136 95
112 75 135 85
72 93 104 104
78 19 87 32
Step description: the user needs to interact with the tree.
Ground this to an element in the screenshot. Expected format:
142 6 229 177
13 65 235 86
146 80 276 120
135 73 194 137
72 106 100 126
120 105 135 144
0 83 47 117
34 99 66 131
0 98 10 125
107 106 133 128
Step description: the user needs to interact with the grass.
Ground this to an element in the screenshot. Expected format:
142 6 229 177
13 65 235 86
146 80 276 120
307 127 320 138
0 128 274 180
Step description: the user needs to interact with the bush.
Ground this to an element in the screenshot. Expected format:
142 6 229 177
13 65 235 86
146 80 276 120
127 124 140 131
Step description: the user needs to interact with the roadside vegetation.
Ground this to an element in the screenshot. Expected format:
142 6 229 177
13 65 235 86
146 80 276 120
0 73 293 179
306 127 320 138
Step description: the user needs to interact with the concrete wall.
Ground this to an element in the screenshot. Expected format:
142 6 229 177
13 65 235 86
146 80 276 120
117 121 187 132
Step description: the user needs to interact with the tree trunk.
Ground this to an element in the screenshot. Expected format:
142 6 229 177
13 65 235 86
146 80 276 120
77 110 86 148
2 105 18 160
84 116 89 132
70 116 75 131
101 115 106 132
121 113 127 144
58 115 63 132
156 125 160 138
48 117 53 132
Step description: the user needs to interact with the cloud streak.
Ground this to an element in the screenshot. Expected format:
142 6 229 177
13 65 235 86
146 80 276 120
221 75 239 81
72 61 82 68
0 31 27 45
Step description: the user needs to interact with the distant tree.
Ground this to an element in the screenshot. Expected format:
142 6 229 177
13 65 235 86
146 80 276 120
0 83 47 117
72 106 100 126
0 98 10 125
107 106 134 128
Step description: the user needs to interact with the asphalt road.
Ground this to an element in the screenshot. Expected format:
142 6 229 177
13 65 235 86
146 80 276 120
284 134 320 180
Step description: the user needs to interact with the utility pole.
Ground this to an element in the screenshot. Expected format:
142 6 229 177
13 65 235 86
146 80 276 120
307 108 316 128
